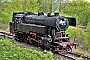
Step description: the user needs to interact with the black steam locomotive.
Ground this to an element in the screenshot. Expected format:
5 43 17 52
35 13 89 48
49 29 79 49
10 12 77 54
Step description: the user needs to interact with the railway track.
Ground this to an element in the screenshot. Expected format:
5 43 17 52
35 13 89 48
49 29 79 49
53 51 90 60
0 32 14 39
0 31 90 60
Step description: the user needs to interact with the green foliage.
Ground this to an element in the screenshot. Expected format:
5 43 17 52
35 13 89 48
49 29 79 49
1 0 90 25
66 24 90 51
66 26 85 44
0 39 54 60
84 22 90 50
0 0 39 24
0 1 7 24
63 0 90 25
38 0 52 13
75 57 82 60
52 0 61 12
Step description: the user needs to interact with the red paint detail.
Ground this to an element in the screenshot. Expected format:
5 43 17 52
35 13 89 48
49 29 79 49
10 32 14 34
30 32 36 36
58 50 62 54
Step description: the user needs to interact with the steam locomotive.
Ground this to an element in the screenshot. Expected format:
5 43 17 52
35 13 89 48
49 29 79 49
10 12 77 54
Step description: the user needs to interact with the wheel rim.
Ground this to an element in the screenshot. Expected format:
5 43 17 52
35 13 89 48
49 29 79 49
67 46 72 52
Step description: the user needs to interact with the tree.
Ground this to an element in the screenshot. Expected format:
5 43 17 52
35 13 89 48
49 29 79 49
0 0 39 24
52 0 62 13
84 22 90 50
38 0 52 13
21 0 39 12
0 0 6 23
0 0 4 13
62 0 90 25
37 0 71 13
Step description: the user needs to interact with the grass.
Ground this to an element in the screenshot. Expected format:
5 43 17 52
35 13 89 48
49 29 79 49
75 58 82 60
0 39 54 60
73 47 90 56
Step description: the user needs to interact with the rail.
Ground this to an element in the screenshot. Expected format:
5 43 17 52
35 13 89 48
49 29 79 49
0 31 90 60
0 32 14 39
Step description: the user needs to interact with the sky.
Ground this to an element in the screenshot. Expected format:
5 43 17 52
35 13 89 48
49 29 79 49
70 0 90 2
86 0 90 2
